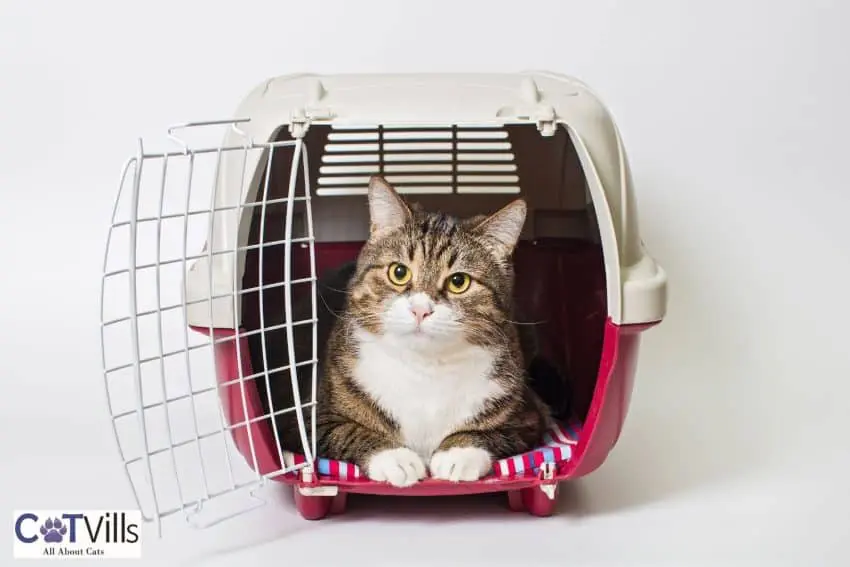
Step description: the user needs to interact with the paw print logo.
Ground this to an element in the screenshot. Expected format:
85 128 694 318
39 517 67 543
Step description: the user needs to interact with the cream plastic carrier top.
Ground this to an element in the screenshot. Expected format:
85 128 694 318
183 71 667 330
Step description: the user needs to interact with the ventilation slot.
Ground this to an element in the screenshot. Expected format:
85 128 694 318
316 126 520 196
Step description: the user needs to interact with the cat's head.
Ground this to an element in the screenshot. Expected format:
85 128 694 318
347 175 526 351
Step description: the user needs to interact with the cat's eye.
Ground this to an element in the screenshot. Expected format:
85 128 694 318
446 272 472 294
387 262 412 286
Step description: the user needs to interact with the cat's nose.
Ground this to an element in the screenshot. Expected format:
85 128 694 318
410 305 433 325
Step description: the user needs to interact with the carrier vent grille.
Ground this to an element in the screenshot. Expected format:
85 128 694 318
316 126 520 196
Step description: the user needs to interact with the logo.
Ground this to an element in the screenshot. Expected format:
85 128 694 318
13 510 141 560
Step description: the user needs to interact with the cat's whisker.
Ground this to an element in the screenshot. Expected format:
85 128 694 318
317 290 347 322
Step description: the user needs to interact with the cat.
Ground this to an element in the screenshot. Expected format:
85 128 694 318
254 175 562 487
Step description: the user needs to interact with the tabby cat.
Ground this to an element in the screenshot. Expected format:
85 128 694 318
258 176 554 487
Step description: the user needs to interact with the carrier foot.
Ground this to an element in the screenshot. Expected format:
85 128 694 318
330 493 348 515
507 490 525 512
521 484 559 517
293 488 332 520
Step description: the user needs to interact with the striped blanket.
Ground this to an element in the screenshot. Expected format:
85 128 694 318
282 420 580 481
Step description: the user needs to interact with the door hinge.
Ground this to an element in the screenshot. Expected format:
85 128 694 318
289 107 335 139
297 466 339 497
539 462 557 500
534 105 558 137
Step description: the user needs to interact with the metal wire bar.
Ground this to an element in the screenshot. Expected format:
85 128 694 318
101 276 317 324
185 486 267 530
230 141 262 479
102 158 134 465
153 460 309 522
108 196 310 229
103 319 318 371
256 144 289 468
299 144 320 460
101 157 155 524
204 143 238 496
153 155 192 520
167 118 252 154
141 140 297 161
178 152 214 504
127 140 163 537
283 139 315 464
123 401 317 465
109 360 318 421
102 237 314 278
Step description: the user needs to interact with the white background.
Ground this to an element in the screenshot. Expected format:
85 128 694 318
2 0 849 565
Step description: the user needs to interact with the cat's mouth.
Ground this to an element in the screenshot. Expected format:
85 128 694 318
406 323 455 344
387 320 438 340
408 325 431 339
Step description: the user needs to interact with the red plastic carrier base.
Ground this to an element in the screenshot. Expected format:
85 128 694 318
190 239 658 519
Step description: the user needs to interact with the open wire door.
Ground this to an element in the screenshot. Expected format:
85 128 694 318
99 119 318 537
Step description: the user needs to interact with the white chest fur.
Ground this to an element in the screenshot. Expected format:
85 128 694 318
351 329 502 460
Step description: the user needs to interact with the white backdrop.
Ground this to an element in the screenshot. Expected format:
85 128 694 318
1 0 848 565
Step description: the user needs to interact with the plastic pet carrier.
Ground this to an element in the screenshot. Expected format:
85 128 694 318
100 71 667 534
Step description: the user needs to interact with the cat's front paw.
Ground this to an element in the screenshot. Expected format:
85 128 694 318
365 447 427 487
429 447 492 482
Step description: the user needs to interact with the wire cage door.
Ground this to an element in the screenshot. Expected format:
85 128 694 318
100 119 318 536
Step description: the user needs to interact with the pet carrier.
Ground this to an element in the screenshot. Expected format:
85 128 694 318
100 71 667 534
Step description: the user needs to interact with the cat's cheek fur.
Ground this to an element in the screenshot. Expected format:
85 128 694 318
429 447 493 482
366 447 428 487
382 295 418 335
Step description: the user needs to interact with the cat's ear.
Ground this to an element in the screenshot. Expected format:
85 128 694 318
367 175 411 236
472 199 527 257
